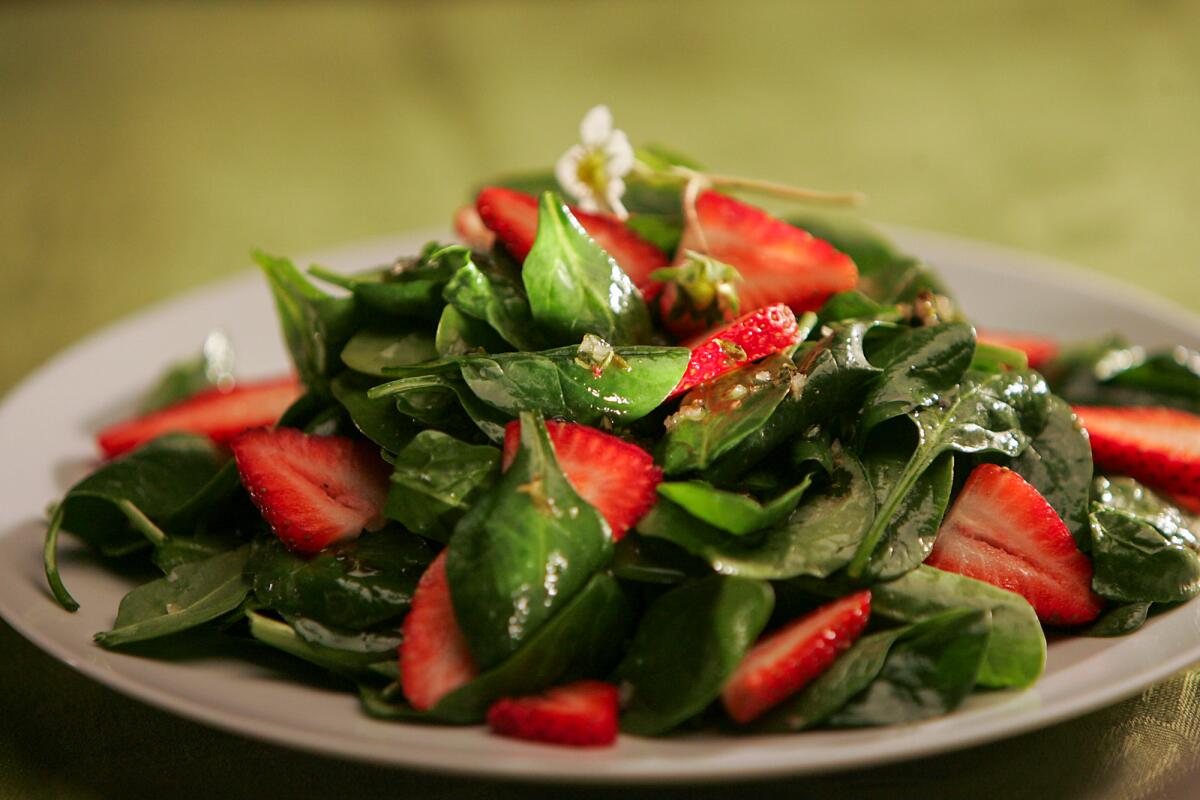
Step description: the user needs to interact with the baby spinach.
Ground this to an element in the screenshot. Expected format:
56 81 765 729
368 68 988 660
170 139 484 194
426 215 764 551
638 444 875 580
446 412 613 669
1089 505 1200 603
1048 337 1200 414
1084 601 1154 638
330 372 417 454
1007 396 1093 548
340 326 438 377
847 369 1049 579
611 535 712 584
617 575 774 736
660 353 796 476
247 530 434 630
308 244 464 321
256 251 359 397
655 478 812 536
442 249 542 351
434 304 510 357
246 611 401 680
385 431 500 543
522 192 652 346
372 373 509 443
94 546 251 648
152 526 246 573
138 331 235 413
431 573 631 723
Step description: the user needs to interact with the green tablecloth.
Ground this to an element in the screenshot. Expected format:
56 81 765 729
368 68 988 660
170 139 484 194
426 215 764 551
3 3 1200 798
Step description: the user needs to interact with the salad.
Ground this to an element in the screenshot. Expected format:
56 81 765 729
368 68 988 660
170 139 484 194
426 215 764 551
41 106 1200 748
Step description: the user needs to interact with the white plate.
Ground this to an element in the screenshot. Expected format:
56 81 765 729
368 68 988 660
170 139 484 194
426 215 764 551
2 228 1200 784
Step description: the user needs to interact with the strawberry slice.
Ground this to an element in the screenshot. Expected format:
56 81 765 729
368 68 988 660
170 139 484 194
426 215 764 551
926 464 1104 625
230 427 390 555
475 186 668 297
977 330 1059 370
659 190 857 338
1073 406 1200 504
453 205 496 252
721 591 870 724
400 551 479 711
501 420 660 541
486 680 619 747
97 375 301 458
668 303 801 399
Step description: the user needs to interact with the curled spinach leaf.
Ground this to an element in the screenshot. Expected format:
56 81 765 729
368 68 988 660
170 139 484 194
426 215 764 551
307 243 463 321
385 431 500 543
655 479 812 536
340 326 438 377
330 372 417 454
442 248 542 351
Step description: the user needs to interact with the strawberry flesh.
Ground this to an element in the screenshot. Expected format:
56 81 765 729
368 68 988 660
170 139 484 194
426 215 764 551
97 375 301 458
926 463 1103 625
669 303 801 399
475 186 668 297
1073 405 1200 505
977 330 1059 371
721 590 870 724
486 680 619 747
501 420 661 541
230 427 390 555
660 190 857 338
400 551 479 711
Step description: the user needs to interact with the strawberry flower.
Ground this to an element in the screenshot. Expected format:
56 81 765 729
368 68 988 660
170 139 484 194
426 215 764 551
556 105 634 219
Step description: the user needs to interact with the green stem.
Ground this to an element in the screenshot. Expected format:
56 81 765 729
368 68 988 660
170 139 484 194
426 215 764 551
846 450 935 579
367 375 453 400
117 500 167 546
42 505 79 612
306 265 356 291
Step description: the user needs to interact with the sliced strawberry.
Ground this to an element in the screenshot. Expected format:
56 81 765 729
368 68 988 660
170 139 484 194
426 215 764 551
659 190 857 338
486 680 619 747
502 420 660 541
453 205 496 252
97 375 301 458
475 186 668 297
230 427 390 555
977 330 1059 371
668 303 801 399
400 551 479 711
721 591 870 724
1073 406 1200 504
926 464 1103 625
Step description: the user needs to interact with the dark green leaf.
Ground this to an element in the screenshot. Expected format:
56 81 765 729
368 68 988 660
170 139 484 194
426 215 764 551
610 535 711 584
340 326 438 377
385 431 500 543
1007 396 1093 548
522 192 651 346
617 575 774 736
246 611 398 678
95 546 251 648
442 250 542 350
1048 337 1200 415
1084 601 1154 637
1089 504 1200 603
330 372 417 454
308 244 464 321
433 304 510 357
655 478 811 536
447 412 612 668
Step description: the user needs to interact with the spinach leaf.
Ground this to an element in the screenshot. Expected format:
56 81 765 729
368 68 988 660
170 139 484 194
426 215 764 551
246 611 399 679
1089 504 1200 603
1084 601 1154 637
287 615 403 660
442 249 542 350
522 192 652 346
611 535 711 584
824 608 990 728
94 546 251 648
247 530 434 630
816 291 901 326
847 369 1049 579
617 575 774 736
385 431 500 543
859 438 954 581
152 526 245 573
1007 396 1093 548
661 353 796 476
446 412 613 669
330 372 416 454
858 323 975 439
655 478 811 536
1048 337 1200 414
139 330 235 413
431 573 631 723
307 244 463 321
371 373 509 443
867 565 1045 688
434 304 509 357
340 326 438 377
638 443 875 580
256 251 359 397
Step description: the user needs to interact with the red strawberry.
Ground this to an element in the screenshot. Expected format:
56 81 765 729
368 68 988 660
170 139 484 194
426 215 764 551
475 186 668 297
502 420 660 541
400 551 479 711
1073 406 1200 504
486 680 619 747
453 205 496 252
668 303 801 399
976 330 1059 371
721 591 870 724
230 427 390 555
659 190 857 338
926 464 1103 626
97 375 301 458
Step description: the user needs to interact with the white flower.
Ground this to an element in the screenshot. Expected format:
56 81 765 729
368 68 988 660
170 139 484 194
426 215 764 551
555 105 634 219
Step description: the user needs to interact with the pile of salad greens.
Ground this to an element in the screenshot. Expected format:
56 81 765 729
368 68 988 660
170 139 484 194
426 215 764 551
40 141 1200 742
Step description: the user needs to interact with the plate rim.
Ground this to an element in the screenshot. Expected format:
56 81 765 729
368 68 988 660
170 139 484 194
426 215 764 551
3 225 1200 784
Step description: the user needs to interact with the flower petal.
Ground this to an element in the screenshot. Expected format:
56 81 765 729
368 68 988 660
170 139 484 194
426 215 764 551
603 129 635 177
580 105 614 148
605 176 628 219
556 144 591 204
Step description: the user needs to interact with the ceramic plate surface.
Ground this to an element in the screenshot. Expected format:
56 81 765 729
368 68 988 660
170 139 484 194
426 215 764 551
3 228 1200 783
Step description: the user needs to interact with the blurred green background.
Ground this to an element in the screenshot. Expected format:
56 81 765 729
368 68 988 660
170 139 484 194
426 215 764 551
4 3 1200 799
3 1 1199 396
